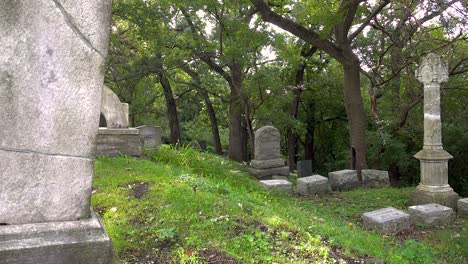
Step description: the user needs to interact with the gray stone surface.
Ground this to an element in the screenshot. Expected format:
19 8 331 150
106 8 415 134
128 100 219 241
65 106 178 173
96 128 144 157
136 125 162 150
362 170 390 188
101 86 129 128
249 166 290 179
297 175 330 195
272 175 288 180
250 158 285 169
362 207 410 234
0 0 112 224
254 126 281 160
411 53 459 209
297 160 313 178
259 180 293 193
0 211 111 264
408 203 455 226
328 170 359 191
458 198 468 217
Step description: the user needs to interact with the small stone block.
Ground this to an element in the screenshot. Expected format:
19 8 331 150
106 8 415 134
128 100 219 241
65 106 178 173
362 170 390 188
328 170 359 191
408 203 455 226
297 175 330 195
259 180 293 193
458 198 468 217
362 207 410 233
250 158 285 169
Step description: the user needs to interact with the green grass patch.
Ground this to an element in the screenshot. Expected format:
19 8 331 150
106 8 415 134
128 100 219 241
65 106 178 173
92 145 467 263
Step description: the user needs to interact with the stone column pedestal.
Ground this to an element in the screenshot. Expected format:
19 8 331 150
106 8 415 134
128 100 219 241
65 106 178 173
410 149 459 209
0 211 111 264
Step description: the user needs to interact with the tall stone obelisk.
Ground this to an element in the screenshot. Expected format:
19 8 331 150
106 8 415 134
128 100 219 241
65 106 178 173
0 0 114 263
410 53 459 209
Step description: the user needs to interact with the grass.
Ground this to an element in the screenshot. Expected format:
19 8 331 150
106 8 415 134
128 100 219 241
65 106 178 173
92 145 467 263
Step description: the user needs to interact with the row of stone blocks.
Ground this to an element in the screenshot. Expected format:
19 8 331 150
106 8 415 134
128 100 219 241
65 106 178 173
259 169 390 195
362 199 468 234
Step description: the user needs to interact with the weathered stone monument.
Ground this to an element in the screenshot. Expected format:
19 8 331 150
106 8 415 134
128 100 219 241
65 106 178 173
249 126 289 179
297 160 313 178
136 125 163 151
97 86 144 157
0 1 113 263
410 53 459 209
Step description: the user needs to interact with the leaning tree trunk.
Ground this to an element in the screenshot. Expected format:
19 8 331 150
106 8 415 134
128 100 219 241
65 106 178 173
343 58 368 180
303 99 315 162
159 72 181 145
200 90 223 155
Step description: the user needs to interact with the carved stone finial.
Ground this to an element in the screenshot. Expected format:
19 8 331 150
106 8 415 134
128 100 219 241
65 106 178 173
416 53 448 85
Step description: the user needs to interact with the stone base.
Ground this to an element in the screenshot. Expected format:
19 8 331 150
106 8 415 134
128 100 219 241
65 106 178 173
249 166 289 179
297 175 330 195
362 207 410 234
96 128 144 157
259 180 293 193
410 185 459 209
458 198 468 217
328 169 390 191
0 211 112 264
408 203 454 227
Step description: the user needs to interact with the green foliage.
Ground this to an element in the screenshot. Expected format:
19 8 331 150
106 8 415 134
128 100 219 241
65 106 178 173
92 147 467 263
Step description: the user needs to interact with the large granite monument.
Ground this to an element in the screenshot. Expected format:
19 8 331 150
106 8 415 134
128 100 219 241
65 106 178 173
410 53 459 209
0 1 113 263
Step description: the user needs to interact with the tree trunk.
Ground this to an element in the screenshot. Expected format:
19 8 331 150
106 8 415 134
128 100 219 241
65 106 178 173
200 90 223 155
287 77 304 170
159 72 181 145
303 99 315 162
228 62 245 162
343 59 368 179
390 44 403 114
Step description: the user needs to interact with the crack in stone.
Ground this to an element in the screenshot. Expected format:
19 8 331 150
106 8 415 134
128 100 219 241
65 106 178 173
50 0 105 58
0 147 93 160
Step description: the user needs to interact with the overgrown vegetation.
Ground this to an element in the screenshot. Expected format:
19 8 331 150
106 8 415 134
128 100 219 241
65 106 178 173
92 146 467 263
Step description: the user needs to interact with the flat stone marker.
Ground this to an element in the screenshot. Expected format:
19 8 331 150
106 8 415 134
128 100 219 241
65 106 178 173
297 175 330 195
408 203 455 226
297 160 313 178
362 207 410 233
328 170 359 191
458 198 468 217
259 180 293 193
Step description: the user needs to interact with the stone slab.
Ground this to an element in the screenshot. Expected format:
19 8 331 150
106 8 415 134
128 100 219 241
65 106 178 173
0 150 93 224
362 207 410 234
328 170 359 191
408 203 455 226
297 160 313 178
136 125 162 150
259 180 293 193
250 158 285 169
101 86 129 128
0 211 111 264
362 170 390 188
254 126 281 160
297 175 330 195
96 129 144 157
249 166 290 179
458 198 468 217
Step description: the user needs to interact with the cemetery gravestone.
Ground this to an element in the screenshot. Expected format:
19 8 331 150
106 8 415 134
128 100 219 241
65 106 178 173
249 126 290 179
136 125 163 151
410 53 459 209
297 160 313 178
0 0 113 263
362 207 410 234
